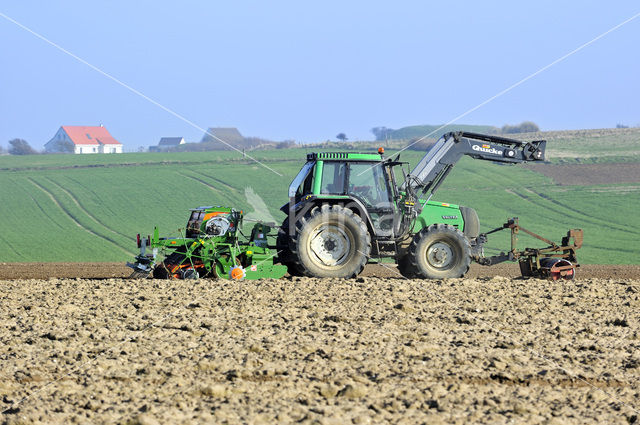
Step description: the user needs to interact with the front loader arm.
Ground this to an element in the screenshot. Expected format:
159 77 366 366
406 131 546 197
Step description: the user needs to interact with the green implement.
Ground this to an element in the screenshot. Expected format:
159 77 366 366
127 206 287 280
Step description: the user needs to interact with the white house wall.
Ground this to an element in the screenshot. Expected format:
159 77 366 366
98 145 122 154
74 144 100 154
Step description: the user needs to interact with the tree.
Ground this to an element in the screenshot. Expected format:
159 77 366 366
8 138 38 155
371 126 394 141
336 133 348 142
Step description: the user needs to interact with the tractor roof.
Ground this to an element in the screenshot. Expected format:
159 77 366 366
306 152 383 161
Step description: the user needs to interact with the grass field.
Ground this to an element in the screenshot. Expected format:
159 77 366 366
1 128 639 264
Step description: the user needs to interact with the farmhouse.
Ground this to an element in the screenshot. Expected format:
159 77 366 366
45 125 123 154
201 127 244 144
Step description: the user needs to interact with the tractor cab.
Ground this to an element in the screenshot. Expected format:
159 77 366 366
287 152 400 236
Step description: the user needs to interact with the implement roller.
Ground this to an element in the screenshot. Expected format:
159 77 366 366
476 217 583 280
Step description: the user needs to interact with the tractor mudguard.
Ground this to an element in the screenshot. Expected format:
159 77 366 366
413 201 466 235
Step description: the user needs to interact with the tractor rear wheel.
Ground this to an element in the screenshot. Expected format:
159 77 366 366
293 204 370 278
276 217 305 277
409 224 471 279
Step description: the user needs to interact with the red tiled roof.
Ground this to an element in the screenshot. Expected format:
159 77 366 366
61 126 122 145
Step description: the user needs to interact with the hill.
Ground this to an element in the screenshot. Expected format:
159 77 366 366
378 124 499 141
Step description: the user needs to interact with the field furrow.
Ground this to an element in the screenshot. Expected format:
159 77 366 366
504 188 635 236
27 178 135 257
175 171 227 196
524 188 640 236
195 169 239 191
45 177 131 239
23 190 66 231
0 233 21 257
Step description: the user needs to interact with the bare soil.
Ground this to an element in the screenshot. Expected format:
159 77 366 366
1 262 639 280
525 163 640 186
1 273 639 424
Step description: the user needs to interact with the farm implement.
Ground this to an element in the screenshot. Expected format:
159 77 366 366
476 218 583 280
128 206 287 280
128 131 583 280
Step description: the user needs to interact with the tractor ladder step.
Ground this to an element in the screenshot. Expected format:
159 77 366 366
374 240 397 256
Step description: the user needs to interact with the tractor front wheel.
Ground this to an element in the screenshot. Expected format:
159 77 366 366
409 224 471 279
293 204 370 278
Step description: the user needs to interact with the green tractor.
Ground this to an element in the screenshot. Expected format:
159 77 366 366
277 132 580 280
129 132 581 280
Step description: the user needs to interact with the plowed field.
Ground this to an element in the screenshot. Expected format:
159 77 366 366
1 266 639 424
1 262 640 280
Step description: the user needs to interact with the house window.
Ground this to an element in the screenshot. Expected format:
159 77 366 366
86 133 92 140
93 147 97 153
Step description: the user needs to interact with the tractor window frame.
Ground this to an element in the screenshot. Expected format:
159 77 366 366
288 161 315 198
296 164 315 199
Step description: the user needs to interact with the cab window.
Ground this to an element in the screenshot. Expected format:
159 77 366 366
348 162 392 207
320 162 347 194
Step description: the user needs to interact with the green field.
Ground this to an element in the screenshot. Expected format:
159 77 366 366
1 128 639 264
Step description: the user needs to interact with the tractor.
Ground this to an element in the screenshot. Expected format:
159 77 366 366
128 132 582 280
276 131 581 280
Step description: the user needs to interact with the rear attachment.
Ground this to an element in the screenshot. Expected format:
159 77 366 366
127 206 287 280
475 218 583 280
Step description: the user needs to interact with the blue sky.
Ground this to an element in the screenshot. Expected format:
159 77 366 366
1 1 639 150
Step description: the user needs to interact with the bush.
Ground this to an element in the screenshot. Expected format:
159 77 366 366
501 121 540 134
276 140 297 149
8 139 38 155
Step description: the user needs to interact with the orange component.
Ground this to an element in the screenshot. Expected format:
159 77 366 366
230 267 244 280
204 211 224 221
378 147 384 155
